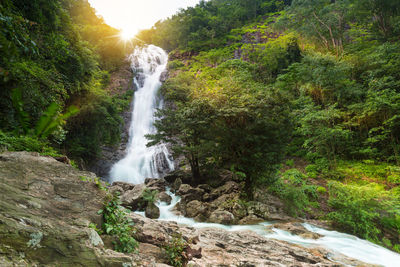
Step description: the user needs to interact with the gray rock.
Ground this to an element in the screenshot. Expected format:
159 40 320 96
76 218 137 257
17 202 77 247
209 210 235 225
171 178 182 193
271 222 323 240
145 203 160 219
157 191 172 205
87 228 104 247
177 184 204 202
121 183 146 210
185 200 208 219
209 181 240 200
238 215 264 225
145 178 167 192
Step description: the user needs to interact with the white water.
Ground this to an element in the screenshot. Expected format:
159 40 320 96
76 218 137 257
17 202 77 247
111 45 400 267
151 190 400 267
110 45 174 184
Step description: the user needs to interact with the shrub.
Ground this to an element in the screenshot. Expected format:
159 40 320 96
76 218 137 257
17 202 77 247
269 169 319 216
285 159 294 167
0 130 61 156
327 181 398 243
98 193 138 253
316 186 327 194
163 233 188 267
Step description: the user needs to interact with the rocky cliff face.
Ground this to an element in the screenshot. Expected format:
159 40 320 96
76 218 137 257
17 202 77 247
0 152 373 266
88 61 134 179
0 152 141 266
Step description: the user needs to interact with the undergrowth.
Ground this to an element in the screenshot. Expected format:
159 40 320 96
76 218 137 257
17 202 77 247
97 192 138 253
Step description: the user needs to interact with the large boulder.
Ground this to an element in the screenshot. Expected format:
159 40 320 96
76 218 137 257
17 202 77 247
209 181 240 200
157 191 172 205
164 170 192 184
120 183 146 210
145 203 160 219
270 222 323 240
177 184 204 203
209 210 235 225
125 212 370 266
247 201 292 222
0 152 159 266
144 178 167 192
184 200 209 221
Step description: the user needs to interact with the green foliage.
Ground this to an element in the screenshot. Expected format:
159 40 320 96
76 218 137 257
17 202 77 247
327 181 399 245
0 0 129 163
79 176 108 191
64 94 123 163
163 233 188 267
142 189 159 204
98 193 138 253
285 159 294 167
137 0 289 51
269 169 319 216
0 130 61 156
148 58 290 194
337 160 400 184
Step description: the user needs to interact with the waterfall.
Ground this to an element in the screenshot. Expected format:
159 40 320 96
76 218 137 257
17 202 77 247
109 45 174 184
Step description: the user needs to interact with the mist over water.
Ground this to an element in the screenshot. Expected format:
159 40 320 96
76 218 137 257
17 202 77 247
109 45 174 184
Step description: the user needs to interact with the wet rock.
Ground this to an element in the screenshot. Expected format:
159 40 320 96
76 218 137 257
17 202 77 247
159 70 168 82
111 181 136 192
209 181 240 200
145 178 167 192
171 177 182 193
145 203 160 219
177 184 204 202
121 183 146 210
128 212 370 266
157 191 172 205
247 201 292 222
271 222 323 240
164 170 191 184
238 215 264 225
185 200 209 219
197 184 212 193
209 210 235 225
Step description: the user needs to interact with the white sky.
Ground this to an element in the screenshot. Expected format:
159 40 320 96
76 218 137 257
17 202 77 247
88 0 201 38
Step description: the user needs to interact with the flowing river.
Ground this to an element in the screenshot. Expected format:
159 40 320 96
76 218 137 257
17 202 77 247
110 45 400 267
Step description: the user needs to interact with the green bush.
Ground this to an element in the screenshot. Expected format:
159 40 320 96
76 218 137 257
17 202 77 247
98 193 138 253
327 181 399 244
142 188 159 204
316 186 327 194
285 159 294 167
0 130 61 156
163 233 188 267
269 169 319 216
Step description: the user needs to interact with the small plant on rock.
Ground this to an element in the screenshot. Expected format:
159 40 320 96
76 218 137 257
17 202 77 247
163 232 188 267
98 193 138 253
142 188 159 204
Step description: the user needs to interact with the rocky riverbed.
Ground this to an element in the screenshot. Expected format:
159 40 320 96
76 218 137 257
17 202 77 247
0 152 376 266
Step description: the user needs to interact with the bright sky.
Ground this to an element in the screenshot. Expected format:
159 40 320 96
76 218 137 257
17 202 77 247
88 0 201 39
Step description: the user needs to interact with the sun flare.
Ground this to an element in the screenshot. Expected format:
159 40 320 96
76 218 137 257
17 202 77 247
120 28 137 41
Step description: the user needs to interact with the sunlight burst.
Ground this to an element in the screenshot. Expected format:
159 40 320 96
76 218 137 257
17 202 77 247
120 28 137 41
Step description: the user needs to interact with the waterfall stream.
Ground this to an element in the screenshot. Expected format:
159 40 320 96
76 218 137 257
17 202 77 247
109 45 174 184
110 45 400 267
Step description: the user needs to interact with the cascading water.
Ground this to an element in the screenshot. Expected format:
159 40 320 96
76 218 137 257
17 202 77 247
150 190 400 267
109 45 174 184
110 44 400 267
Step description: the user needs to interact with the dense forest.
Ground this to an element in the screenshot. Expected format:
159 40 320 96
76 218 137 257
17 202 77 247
1 0 400 255
0 0 132 165
140 0 400 252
